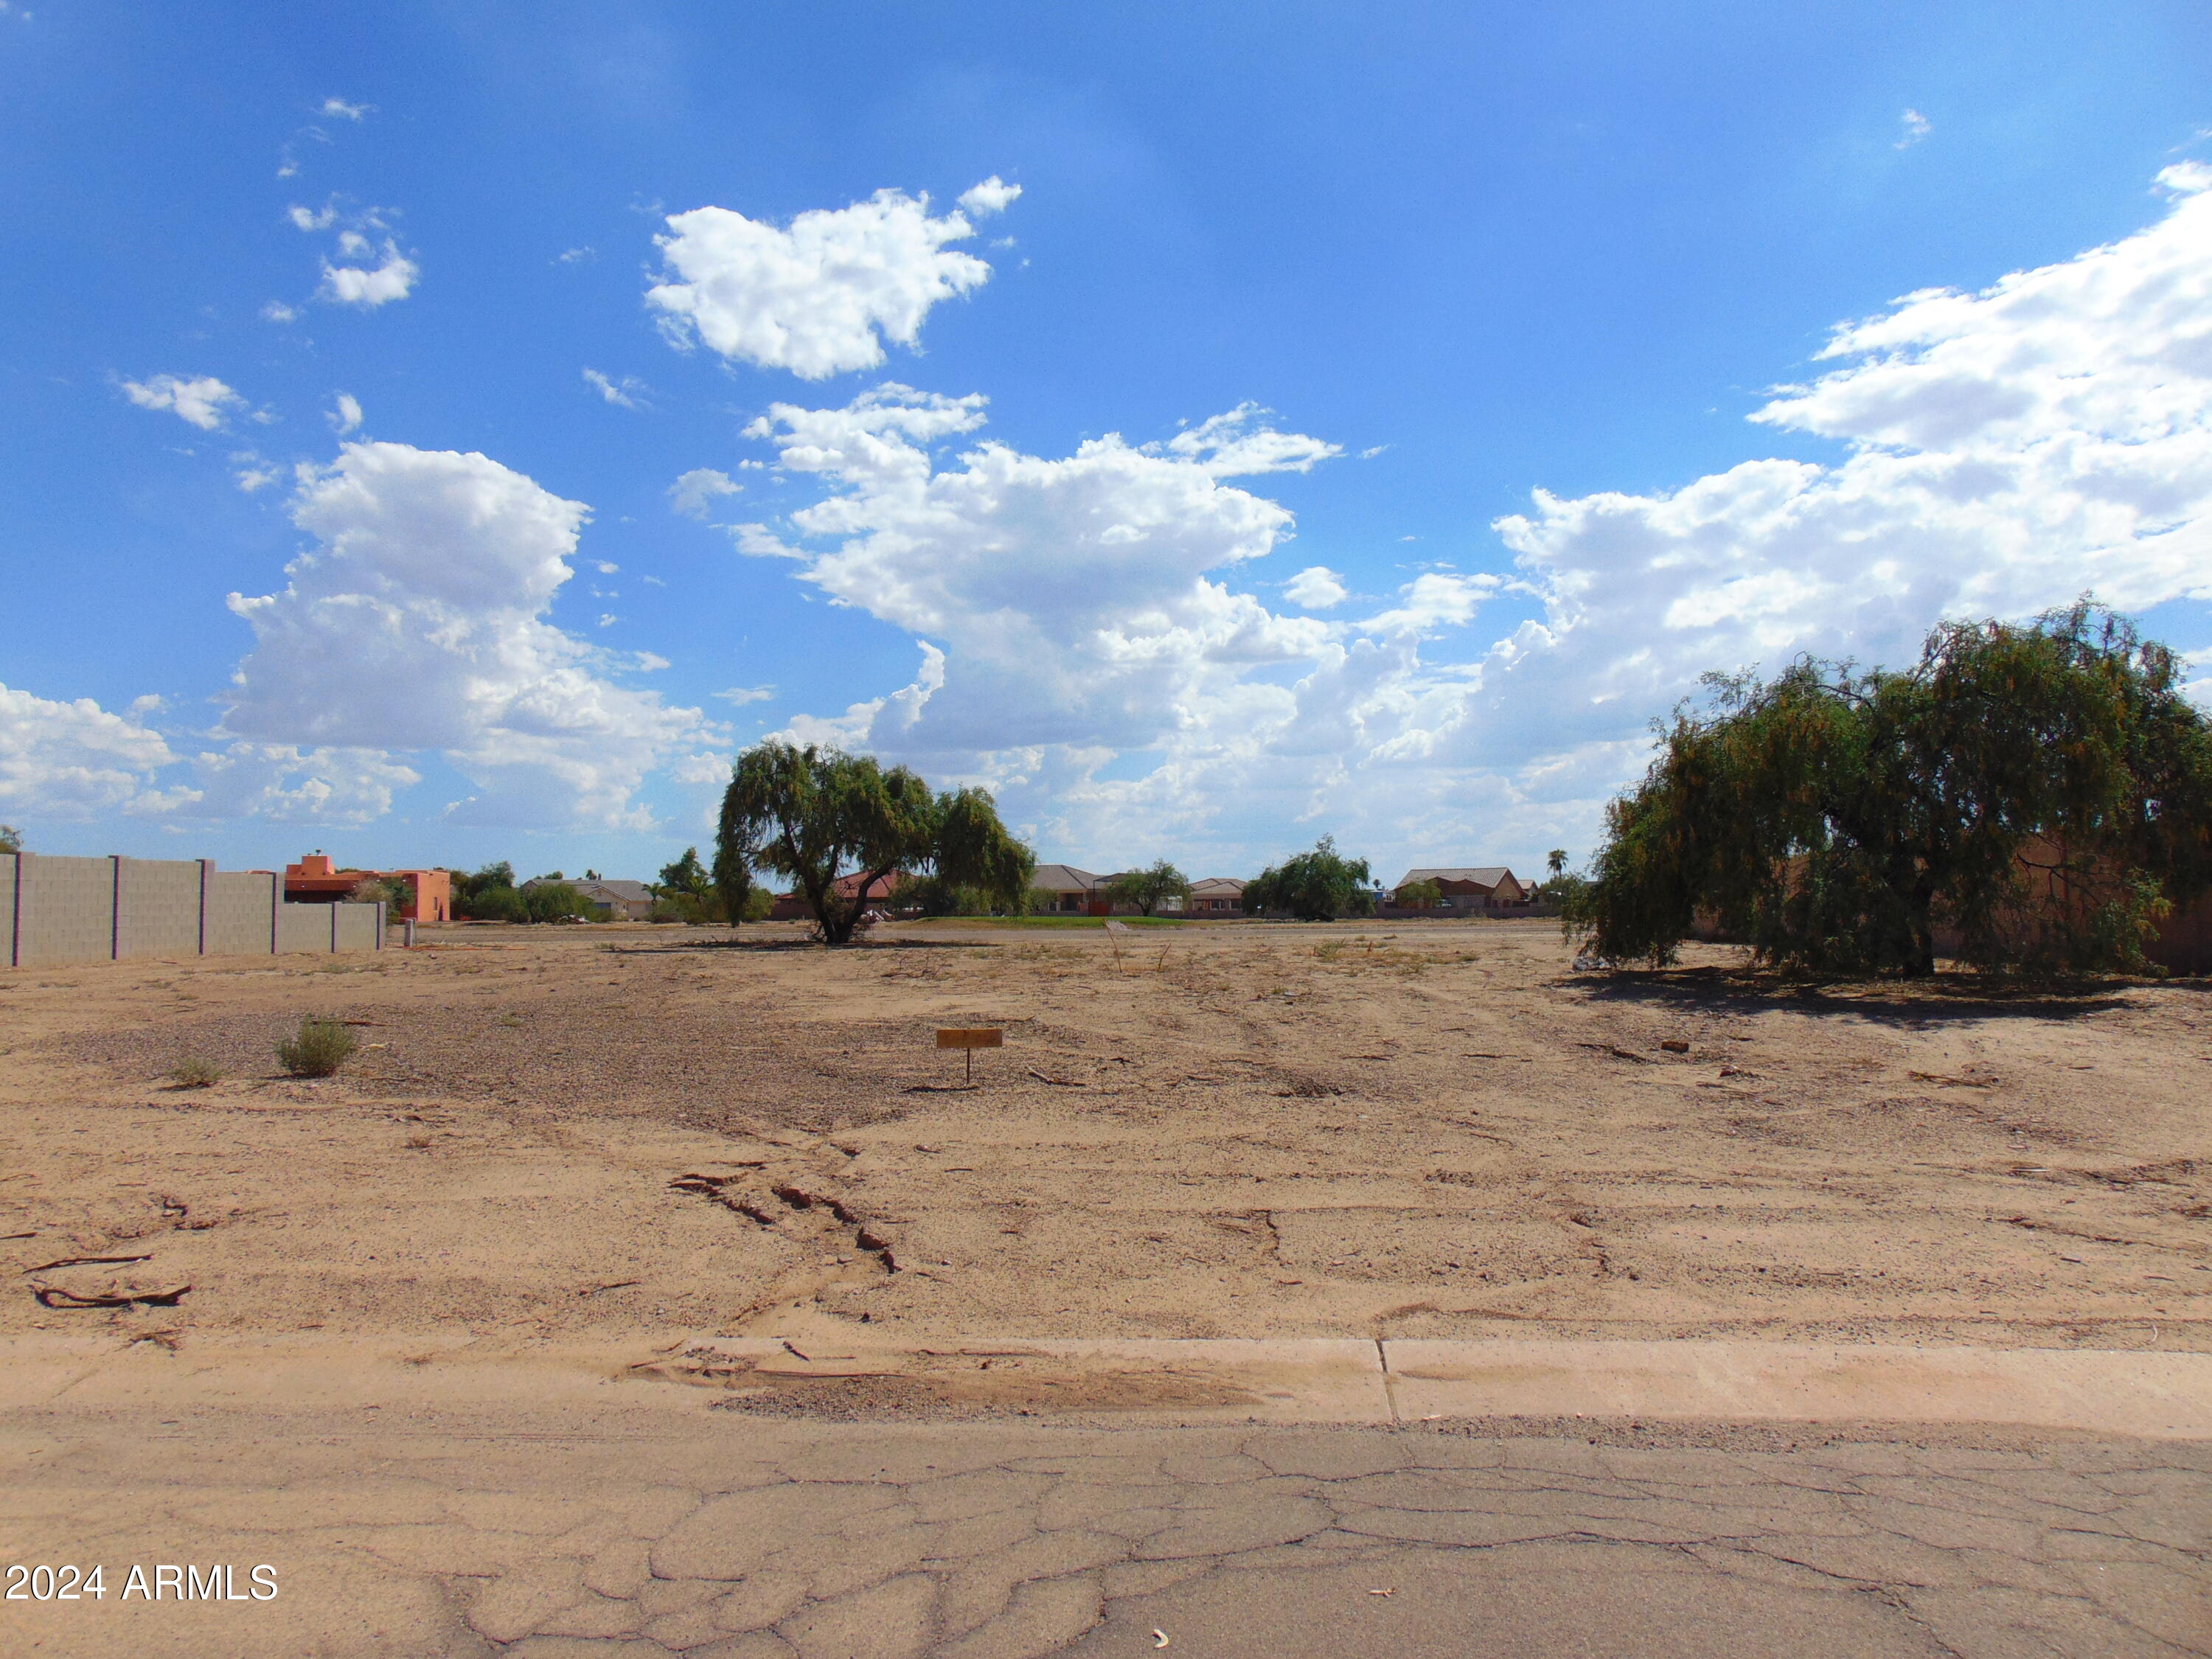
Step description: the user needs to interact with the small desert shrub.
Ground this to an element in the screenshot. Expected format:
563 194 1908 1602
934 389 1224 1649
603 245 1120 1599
169 1057 221 1089
276 1018 358 1078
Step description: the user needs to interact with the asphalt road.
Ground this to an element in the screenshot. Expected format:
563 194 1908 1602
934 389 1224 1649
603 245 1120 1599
3 1400 2204 1658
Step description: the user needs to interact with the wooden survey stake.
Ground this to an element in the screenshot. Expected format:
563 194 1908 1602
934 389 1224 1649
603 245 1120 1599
936 1026 1003 1082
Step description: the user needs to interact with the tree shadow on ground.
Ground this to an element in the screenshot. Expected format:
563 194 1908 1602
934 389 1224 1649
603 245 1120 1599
605 936 992 956
1550 960 2204 1026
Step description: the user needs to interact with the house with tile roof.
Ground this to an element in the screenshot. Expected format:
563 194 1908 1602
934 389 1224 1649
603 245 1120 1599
1385 866 1529 915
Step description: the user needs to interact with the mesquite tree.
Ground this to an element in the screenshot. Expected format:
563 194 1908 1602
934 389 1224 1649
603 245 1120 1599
1243 836 1375 921
715 741 1034 944
1580 604 2212 976
1106 859 1192 917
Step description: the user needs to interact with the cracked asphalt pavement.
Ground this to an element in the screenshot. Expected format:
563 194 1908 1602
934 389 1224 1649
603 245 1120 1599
4 1405 2205 1658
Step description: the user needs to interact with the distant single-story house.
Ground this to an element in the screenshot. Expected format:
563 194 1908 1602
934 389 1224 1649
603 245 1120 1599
1385 866 1529 915
521 874 655 920
1093 872 1192 914
570 878 655 921
768 870 905 922
1030 865 1241 917
1031 863 1104 915
1188 876 1245 915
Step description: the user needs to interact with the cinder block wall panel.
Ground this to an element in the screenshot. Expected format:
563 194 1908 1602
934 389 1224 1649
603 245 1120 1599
16 855 118 967
276 902 333 954
114 858 201 959
204 873 276 956
4 860 389 969
332 903 380 952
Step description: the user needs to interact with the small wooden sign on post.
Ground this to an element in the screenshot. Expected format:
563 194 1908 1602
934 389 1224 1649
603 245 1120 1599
936 1026 1003 1083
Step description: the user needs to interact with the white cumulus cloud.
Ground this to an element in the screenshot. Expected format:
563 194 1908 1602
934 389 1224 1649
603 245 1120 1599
736 386 1485 859
956 176 1022 217
645 184 1011 378
1492 161 2212 758
0 684 191 819
122 374 241 431
1159 405 1343 476
668 467 742 519
330 392 364 433
740 167 2212 874
223 441 709 829
319 239 417 307
1284 566 1349 608
188 743 418 824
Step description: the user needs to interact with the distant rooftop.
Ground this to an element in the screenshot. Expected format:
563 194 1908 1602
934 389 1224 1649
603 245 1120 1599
1394 866 1516 890
1031 863 1099 890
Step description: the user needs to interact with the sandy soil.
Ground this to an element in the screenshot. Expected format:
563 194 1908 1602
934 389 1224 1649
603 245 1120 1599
1 919 2205 1360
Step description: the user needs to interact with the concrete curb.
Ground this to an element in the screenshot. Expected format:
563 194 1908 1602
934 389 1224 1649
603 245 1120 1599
2 1334 2205 1437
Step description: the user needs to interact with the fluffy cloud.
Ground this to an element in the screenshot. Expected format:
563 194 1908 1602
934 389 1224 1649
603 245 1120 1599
1284 566 1348 608
646 184 1012 378
668 467 742 519
223 441 708 828
1489 161 2212 771
330 392 364 433
0 684 191 819
232 452 282 493
320 97 371 120
187 743 417 824
736 386 1511 859
122 374 240 431
743 386 1345 752
956 176 1021 218
319 235 418 307
745 168 2212 873
1160 405 1342 476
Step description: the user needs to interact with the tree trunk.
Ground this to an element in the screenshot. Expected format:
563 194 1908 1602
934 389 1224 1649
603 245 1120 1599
818 866 890 946
818 885 857 945
1907 878 1938 977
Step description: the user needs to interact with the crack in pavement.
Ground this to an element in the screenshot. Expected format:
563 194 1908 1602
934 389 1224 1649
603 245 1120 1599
4 1411 2204 1658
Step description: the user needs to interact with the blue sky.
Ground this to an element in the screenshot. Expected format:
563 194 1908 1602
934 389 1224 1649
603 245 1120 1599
4 1 2210 884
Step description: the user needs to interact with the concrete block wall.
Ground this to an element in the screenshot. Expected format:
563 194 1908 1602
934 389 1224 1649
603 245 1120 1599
4 853 384 968
115 857 204 958
332 902 383 953
14 855 116 967
205 871 279 956
276 900 335 956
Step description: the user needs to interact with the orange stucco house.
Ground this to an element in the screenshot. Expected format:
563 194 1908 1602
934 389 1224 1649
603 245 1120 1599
283 853 453 922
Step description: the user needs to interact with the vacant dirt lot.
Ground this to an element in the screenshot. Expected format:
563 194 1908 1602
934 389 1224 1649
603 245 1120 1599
1 919 2205 1360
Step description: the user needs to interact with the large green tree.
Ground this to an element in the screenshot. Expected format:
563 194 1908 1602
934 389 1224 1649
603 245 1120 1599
1243 836 1375 921
715 741 1034 944
1581 604 2212 976
1106 858 1192 917
449 860 520 920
